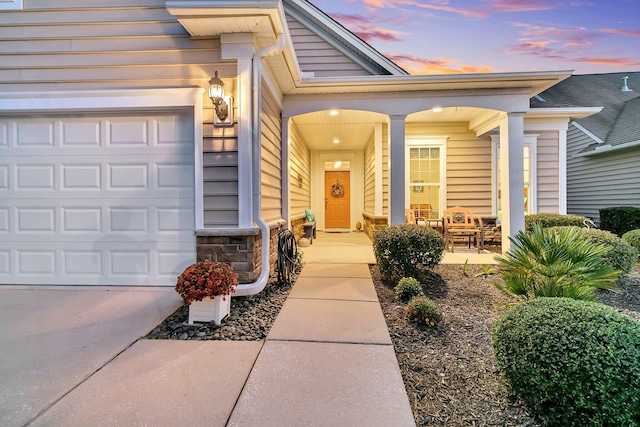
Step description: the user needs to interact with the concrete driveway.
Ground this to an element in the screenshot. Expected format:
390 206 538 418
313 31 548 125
0 286 182 426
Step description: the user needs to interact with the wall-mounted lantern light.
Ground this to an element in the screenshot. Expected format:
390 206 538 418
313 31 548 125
208 71 233 127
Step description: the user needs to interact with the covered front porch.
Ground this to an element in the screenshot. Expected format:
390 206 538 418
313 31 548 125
300 231 498 265
278 72 578 255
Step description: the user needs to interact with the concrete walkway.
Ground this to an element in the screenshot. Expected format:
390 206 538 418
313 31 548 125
2 231 494 426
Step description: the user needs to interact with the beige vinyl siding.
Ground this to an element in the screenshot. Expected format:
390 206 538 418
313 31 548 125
0 1 229 92
567 125 640 224
536 131 560 213
0 1 241 228
203 123 239 228
406 123 492 215
289 122 311 216
261 80 283 222
363 132 375 214
286 14 373 78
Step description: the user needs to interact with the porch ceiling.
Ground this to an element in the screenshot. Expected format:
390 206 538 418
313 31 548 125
291 107 497 151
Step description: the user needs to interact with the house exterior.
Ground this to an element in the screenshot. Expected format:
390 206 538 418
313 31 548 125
533 72 640 224
0 0 596 292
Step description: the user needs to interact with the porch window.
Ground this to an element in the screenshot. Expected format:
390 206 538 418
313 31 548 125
408 146 441 220
493 136 537 220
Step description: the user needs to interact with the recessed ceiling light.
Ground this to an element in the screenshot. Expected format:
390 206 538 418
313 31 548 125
432 106 443 113
333 138 340 144
329 110 339 116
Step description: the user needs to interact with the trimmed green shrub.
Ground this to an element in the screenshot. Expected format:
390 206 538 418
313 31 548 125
495 224 619 301
622 229 640 261
373 224 445 283
599 206 640 236
395 277 424 301
404 296 439 327
524 213 587 231
492 297 640 426
574 227 637 281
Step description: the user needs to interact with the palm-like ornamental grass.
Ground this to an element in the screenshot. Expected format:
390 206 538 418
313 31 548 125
495 224 619 301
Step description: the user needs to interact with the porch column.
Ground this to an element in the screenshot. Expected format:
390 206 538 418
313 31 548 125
374 122 383 215
389 115 406 225
500 113 526 251
558 127 568 214
281 116 291 227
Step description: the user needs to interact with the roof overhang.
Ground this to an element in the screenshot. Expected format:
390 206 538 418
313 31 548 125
525 106 603 120
288 70 573 96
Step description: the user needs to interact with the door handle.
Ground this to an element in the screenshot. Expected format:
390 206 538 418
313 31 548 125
325 197 327 210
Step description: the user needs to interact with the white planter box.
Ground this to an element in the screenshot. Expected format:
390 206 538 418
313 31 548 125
188 295 231 325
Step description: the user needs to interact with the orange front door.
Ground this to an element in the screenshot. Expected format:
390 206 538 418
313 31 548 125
325 171 350 229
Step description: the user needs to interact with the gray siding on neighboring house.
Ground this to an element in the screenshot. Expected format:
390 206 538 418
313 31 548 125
261 80 283 222
406 123 493 215
567 124 640 224
289 122 311 216
286 14 373 78
363 132 376 215
536 131 561 213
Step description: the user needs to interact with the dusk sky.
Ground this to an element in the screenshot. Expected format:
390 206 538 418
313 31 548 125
309 0 640 75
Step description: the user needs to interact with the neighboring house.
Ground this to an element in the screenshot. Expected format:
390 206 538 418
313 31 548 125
533 72 640 224
0 0 596 291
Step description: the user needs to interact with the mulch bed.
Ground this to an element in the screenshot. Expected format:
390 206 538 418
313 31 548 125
372 263 640 426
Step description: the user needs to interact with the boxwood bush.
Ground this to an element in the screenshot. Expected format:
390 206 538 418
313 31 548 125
622 229 640 261
373 224 444 283
524 213 588 231
555 226 638 283
492 297 640 426
395 277 424 301
404 296 439 327
599 206 640 236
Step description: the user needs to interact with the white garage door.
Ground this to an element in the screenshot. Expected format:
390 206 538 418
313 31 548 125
0 111 196 286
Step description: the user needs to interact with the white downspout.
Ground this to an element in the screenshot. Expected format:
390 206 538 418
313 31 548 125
234 33 286 296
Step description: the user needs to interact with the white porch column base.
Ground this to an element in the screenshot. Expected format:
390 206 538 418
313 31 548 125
389 115 406 225
500 113 526 252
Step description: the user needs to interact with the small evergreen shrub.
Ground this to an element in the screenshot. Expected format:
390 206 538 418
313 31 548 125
574 227 637 281
492 297 640 426
622 229 640 261
373 224 445 283
495 224 619 301
404 296 439 327
395 277 424 301
524 213 587 231
599 206 640 236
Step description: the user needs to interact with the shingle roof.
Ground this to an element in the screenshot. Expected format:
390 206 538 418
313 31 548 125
532 72 640 146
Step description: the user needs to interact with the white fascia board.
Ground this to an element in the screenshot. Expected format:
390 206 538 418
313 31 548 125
571 121 604 144
578 139 640 157
0 0 21 10
293 70 574 95
525 107 602 120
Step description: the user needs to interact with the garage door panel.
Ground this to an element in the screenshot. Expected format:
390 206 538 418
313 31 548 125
0 111 196 286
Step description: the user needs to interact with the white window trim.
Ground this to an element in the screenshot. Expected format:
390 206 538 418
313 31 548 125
405 136 448 216
0 0 22 10
491 134 538 216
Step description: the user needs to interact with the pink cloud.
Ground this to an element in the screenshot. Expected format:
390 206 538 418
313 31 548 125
600 28 640 37
360 0 556 18
386 53 495 74
329 12 406 43
574 56 640 66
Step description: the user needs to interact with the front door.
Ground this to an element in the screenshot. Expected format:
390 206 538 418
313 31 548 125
325 171 350 229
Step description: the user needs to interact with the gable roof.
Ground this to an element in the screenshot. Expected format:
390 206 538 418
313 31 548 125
283 0 407 76
532 72 640 150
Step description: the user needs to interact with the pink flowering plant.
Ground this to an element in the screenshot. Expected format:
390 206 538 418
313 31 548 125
175 260 238 305
404 295 440 328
